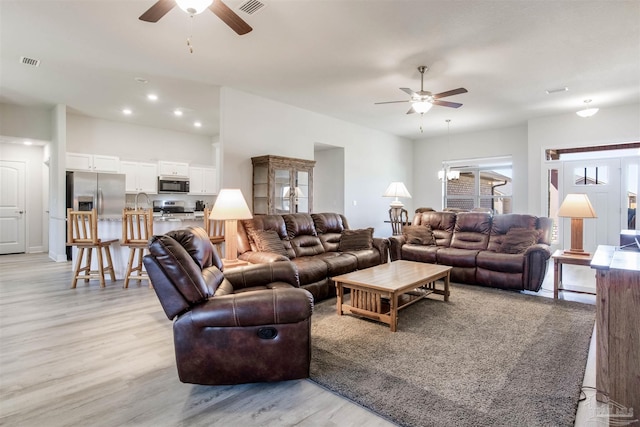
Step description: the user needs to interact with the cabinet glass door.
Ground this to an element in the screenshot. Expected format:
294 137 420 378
294 170 309 213
274 168 292 214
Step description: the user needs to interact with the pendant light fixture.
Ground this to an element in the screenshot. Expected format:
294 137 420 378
576 99 599 118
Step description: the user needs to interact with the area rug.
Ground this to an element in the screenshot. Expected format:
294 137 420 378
309 283 595 427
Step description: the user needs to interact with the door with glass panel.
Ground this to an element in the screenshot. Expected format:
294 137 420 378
561 159 621 253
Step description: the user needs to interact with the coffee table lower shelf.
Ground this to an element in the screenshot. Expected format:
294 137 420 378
340 288 434 327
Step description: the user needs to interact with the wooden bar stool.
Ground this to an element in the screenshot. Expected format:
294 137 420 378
203 207 225 258
66 208 117 288
121 208 153 288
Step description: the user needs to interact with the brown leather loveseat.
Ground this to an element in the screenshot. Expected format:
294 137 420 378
143 227 314 385
236 212 389 301
389 211 552 291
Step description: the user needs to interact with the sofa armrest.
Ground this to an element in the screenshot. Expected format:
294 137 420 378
189 288 314 328
388 235 406 261
372 237 390 264
224 261 300 290
524 243 551 258
238 251 290 264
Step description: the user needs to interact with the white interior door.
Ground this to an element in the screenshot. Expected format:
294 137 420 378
0 160 26 254
562 158 621 253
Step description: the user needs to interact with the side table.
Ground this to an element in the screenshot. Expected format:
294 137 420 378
551 249 594 299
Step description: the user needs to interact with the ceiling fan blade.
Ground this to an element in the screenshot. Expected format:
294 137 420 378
400 87 418 97
209 0 252 35
406 106 416 114
374 100 410 105
433 88 468 99
432 100 463 108
139 0 175 22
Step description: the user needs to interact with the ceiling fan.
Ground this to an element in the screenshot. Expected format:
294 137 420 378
375 66 467 114
139 0 252 35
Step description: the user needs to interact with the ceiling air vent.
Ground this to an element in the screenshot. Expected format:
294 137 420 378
238 0 266 15
20 56 41 67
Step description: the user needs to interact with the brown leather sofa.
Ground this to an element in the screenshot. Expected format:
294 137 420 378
143 227 314 385
389 211 552 291
236 212 390 301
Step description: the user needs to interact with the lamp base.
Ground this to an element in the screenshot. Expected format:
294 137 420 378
389 200 404 208
563 249 590 257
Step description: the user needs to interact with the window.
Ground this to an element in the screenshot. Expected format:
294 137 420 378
442 157 513 214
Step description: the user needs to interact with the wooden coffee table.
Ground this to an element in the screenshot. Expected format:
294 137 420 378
332 260 452 332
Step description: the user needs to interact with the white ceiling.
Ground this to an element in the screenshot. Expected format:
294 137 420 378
1 0 639 141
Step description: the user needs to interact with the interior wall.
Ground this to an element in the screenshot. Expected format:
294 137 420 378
0 103 52 141
528 103 640 215
220 87 413 236
412 124 529 213
66 114 216 165
314 147 345 213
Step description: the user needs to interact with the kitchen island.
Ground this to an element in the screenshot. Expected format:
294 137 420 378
69 214 205 283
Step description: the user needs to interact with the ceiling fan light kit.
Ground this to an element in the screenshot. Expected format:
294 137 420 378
576 99 599 118
176 0 213 15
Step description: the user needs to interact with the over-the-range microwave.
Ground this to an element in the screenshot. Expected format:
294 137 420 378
158 176 190 193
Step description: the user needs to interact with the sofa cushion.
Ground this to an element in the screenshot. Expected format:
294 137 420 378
290 256 329 285
311 212 346 234
402 225 436 245
339 228 374 251
411 211 456 246
488 214 538 252
316 252 358 276
284 213 318 239
498 228 541 254
401 244 439 263
450 212 492 250
248 229 290 258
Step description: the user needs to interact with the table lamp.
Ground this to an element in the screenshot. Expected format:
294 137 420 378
383 182 412 209
557 193 597 256
209 189 253 266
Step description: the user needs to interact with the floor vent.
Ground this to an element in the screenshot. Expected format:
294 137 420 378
20 56 41 67
238 0 266 15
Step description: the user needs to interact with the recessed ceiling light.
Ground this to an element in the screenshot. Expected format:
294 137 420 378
23 140 32 145
147 94 158 101
194 121 202 128
174 109 183 117
122 108 133 115
134 77 148 84
545 87 568 94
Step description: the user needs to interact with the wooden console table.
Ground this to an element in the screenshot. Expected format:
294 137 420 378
590 245 640 422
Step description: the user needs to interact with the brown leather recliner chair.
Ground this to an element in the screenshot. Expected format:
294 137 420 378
143 226 314 386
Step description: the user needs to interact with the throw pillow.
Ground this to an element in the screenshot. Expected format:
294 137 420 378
498 228 541 254
402 225 436 245
249 229 289 258
338 228 374 251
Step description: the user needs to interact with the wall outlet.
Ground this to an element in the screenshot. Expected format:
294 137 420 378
353 200 357 206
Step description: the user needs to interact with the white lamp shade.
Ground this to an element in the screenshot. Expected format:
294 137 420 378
209 189 253 220
383 182 412 199
176 0 213 14
557 193 597 218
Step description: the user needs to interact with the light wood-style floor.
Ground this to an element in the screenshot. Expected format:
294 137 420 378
0 253 598 427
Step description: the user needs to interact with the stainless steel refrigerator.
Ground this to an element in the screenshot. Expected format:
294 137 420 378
66 171 126 259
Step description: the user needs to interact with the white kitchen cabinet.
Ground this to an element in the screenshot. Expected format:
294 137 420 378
158 161 189 177
189 166 218 195
120 161 158 194
66 153 120 173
